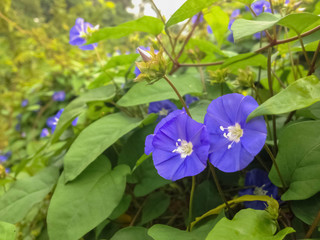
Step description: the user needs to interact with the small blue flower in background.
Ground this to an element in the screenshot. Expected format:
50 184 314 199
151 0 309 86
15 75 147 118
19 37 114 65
40 128 50 138
207 25 213 34
239 168 279 210
46 109 64 132
52 91 66 102
69 18 98 50
250 0 271 15
148 100 178 119
191 14 204 24
184 94 199 106
0 151 11 163
134 66 141 78
204 93 267 172
145 110 210 181
21 99 28 107
227 9 240 43
253 31 266 40
72 117 78 126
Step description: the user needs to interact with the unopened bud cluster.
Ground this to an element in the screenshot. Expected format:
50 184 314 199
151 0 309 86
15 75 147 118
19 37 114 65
208 68 230 84
236 67 255 88
135 47 167 84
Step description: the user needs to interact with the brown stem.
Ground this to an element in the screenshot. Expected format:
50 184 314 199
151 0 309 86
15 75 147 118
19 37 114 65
179 61 224 67
298 34 311 66
307 41 320 76
173 18 191 51
305 209 320 239
156 35 177 65
271 69 286 89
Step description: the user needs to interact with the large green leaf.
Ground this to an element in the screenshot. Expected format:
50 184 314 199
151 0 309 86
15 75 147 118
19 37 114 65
166 0 218 28
103 54 139 70
221 53 267 71
248 76 320 121
51 85 116 143
47 156 130 240
117 74 202 107
87 16 163 44
277 13 320 34
0 167 59 224
205 209 295 240
291 192 320 226
186 38 225 56
111 227 153 240
0 221 17 240
64 113 145 182
148 224 200 240
204 6 229 47
139 191 170 225
269 121 320 200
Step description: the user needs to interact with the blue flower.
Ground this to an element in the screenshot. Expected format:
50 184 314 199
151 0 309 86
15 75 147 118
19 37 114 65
148 100 178 119
239 168 279 210
69 18 98 50
134 66 141 77
184 94 199 106
204 93 267 172
145 110 210 181
40 128 50 138
52 91 66 101
207 25 213 34
0 151 11 163
228 10 240 43
251 0 271 15
72 117 78 126
46 109 64 132
191 14 204 24
21 99 28 107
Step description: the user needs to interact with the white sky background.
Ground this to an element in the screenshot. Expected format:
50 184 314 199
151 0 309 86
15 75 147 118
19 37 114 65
127 0 187 20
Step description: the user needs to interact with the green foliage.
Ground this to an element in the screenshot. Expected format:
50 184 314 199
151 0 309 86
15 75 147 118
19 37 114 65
47 155 130 240
111 227 153 240
269 121 320 200
0 221 16 240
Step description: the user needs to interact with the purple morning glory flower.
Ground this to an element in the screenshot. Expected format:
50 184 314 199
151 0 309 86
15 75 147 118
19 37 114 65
40 128 50 138
72 117 78 126
134 66 141 77
227 10 240 43
21 99 28 107
148 100 178 119
46 109 64 132
250 0 271 15
207 25 213 34
69 18 98 50
0 151 11 162
239 168 279 210
145 110 210 181
204 93 267 172
184 94 199 106
52 91 66 101
191 14 204 24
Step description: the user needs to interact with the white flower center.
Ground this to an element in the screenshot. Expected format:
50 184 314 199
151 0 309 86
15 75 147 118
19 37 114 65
172 139 193 159
220 123 243 149
158 108 168 116
253 185 268 195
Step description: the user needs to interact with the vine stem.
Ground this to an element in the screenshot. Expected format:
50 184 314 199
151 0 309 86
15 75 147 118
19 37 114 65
307 41 320 76
209 163 233 215
264 144 286 188
305 209 320 239
187 176 196 231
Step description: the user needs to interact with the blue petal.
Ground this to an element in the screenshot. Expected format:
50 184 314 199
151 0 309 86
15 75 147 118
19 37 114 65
144 134 155 155
79 43 97 50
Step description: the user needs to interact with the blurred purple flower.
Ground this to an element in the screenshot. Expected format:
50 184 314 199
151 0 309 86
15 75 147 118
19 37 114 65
239 168 279 210
0 151 11 163
72 117 78 126
40 128 50 138
207 25 213 34
184 94 199 106
148 100 178 119
46 109 64 132
191 14 204 24
253 31 266 40
134 66 141 77
69 18 98 50
21 99 28 107
204 93 267 172
52 91 66 102
228 10 240 43
145 110 210 181
250 0 271 15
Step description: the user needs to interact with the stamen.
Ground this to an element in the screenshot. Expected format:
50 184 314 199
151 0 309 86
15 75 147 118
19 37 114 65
172 139 193 159
220 123 243 149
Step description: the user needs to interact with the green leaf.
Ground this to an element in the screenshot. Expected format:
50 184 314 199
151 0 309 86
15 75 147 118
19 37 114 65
109 194 132 220
64 113 144 182
269 121 320 200
47 156 130 240
204 6 229 47
166 0 218 28
186 38 225 56
148 224 200 240
235 0 255 4
277 13 320 34
247 76 320 121
88 72 113 89
87 16 163 44
0 221 17 240
189 100 211 124
205 209 295 240
0 167 59 224
139 191 170 225
111 227 153 240
232 13 279 41
291 192 320 226
103 54 139 70
221 53 267 71
51 85 116 143
117 73 202 107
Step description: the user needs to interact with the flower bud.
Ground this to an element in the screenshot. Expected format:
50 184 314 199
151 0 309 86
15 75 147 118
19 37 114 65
134 47 167 84
236 67 255 88
208 68 230 84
